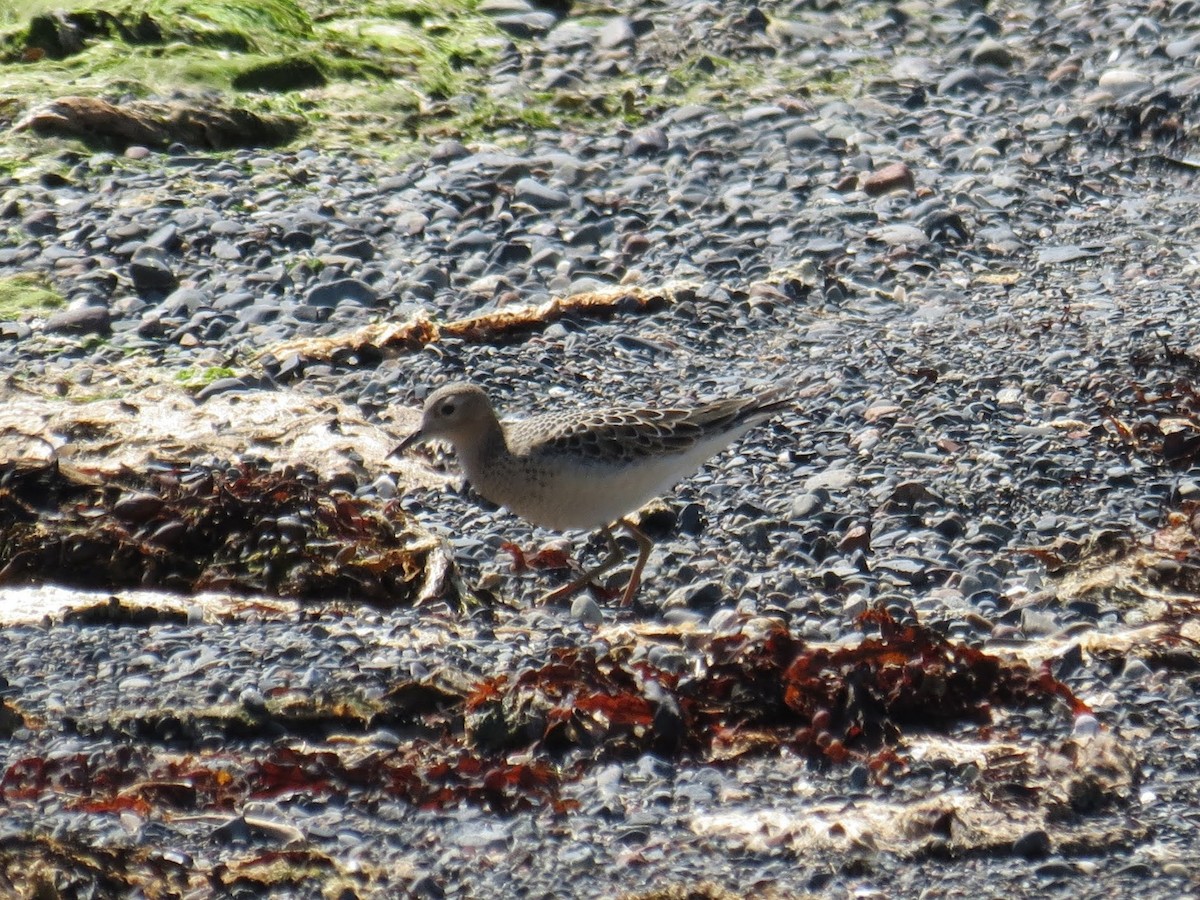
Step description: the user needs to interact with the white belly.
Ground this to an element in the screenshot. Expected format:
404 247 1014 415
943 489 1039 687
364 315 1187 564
466 426 753 531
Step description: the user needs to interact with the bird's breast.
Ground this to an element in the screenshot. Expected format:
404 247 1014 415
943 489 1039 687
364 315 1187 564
464 452 695 531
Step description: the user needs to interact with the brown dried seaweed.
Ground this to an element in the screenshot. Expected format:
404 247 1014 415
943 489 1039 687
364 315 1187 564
0 458 460 607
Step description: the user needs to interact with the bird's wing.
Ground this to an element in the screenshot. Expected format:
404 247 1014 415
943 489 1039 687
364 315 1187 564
508 407 704 463
507 386 793 464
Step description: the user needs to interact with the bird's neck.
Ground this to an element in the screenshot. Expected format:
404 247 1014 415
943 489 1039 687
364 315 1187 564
455 421 509 482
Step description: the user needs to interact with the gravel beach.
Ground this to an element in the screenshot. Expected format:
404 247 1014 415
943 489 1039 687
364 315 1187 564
3 0 1200 896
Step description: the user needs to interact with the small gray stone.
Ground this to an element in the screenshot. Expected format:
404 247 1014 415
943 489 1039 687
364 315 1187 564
805 468 856 491
1098 68 1152 96
195 377 253 401
478 1 532 14
664 580 724 611
129 244 178 293
742 104 785 124
21 209 57 236
1165 36 1200 59
305 278 379 307
623 126 669 157
789 492 825 518
0 321 32 340
210 219 244 236
212 239 241 261
332 237 375 261
785 125 826 149
1037 245 1099 264
282 230 315 250
370 475 398 500
1012 829 1051 859
144 223 180 251
493 12 557 38
870 224 928 246
514 177 570 210
45 305 111 335
1120 657 1152 684
938 68 987 94
570 595 604 625
597 17 636 50
970 38 1017 68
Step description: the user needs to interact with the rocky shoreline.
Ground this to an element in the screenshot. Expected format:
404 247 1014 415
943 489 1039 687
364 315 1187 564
3 0 1200 896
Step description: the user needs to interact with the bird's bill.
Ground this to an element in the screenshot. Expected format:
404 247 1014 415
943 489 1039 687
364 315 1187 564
390 429 424 457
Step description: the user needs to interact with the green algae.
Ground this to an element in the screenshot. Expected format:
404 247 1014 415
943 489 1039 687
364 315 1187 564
0 0 509 156
0 273 65 321
175 365 238 392
0 1 890 162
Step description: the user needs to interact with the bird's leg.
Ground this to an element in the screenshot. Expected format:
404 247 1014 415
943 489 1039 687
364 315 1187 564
538 524 626 605
618 517 654 606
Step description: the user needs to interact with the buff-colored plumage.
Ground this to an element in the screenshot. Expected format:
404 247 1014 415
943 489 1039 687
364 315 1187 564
395 381 791 604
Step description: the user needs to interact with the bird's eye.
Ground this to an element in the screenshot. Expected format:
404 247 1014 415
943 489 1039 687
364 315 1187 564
439 401 456 416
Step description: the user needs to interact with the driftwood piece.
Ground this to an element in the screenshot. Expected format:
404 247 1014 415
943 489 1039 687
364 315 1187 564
260 284 683 366
14 95 302 149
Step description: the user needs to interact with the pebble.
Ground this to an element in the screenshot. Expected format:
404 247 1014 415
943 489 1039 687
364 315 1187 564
570 595 604 625
971 38 1018 68
129 244 178 293
861 162 915 196
597 17 636 50
44 305 111 335
1012 829 1052 859
305 278 379 307
1098 68 1153 96
623 126 669 157
513 177 570 210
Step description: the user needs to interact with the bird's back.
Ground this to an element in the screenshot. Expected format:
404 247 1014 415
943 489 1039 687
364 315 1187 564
468 386 792 530
506 387 792 465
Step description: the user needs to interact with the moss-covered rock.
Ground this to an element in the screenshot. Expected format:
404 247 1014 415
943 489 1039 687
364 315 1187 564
232 54 327 92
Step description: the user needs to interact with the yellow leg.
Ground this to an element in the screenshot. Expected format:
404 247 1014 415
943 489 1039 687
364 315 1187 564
618 517 654 606
539 524 625 605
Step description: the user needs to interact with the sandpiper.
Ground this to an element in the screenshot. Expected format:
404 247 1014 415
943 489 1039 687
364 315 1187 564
392 381 792 605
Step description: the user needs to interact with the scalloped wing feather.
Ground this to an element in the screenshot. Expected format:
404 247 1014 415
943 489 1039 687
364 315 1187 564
504 388 792 465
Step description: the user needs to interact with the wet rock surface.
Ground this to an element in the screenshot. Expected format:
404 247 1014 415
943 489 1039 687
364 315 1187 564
3 0 1200 896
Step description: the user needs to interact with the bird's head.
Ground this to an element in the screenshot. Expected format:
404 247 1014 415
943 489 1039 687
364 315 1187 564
391 382 498 456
